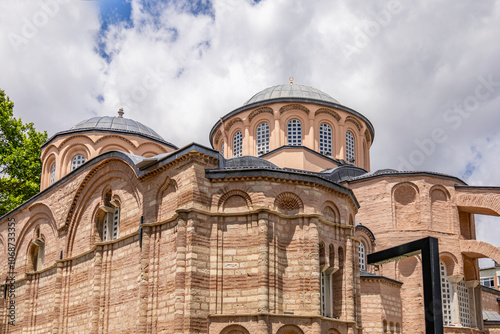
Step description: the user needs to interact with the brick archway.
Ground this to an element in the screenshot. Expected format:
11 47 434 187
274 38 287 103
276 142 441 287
455 188 500 216
460 239 500 265
220 325 250 334
276 324 305 334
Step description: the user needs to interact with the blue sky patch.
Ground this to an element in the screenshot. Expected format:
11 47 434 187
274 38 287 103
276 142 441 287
93 0 133 61
99 0 133 31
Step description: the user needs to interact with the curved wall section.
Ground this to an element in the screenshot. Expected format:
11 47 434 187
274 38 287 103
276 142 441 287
211 101 373 172
40 132 176 190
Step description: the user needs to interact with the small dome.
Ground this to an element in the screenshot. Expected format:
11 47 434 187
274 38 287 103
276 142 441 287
42 110 178 150
70 115 164 140
243 84 339 106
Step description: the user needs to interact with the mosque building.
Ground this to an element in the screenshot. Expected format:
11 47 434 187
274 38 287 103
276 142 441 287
1 83 500 334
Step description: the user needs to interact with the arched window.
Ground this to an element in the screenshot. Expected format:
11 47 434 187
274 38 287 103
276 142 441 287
440 260 452 326
346 131 355 163
103 204 120 241
100 191 121 242
71 154 86 171
256 122 270 155
29 231 45 272
359 242 366 271
50 163 56 185
287 119 302 146
319 123 332 156
233 131 242 157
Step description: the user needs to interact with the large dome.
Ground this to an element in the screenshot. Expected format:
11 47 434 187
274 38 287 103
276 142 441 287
243 84 339 106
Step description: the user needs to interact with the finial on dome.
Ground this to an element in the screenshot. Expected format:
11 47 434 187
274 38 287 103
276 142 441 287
289 76 294 85
118 107 124 118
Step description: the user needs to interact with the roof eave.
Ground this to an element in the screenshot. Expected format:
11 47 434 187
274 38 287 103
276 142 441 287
41 128 178 150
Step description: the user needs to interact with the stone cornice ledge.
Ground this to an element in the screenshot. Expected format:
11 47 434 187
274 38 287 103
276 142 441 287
205 168 359 209
208 312 356 324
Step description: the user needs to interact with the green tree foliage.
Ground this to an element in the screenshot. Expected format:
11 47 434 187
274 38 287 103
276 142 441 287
0 90 47 216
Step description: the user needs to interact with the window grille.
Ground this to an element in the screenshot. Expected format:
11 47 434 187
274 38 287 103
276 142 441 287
359 242 366 271
221 142 224 157
457 280 471 327
319 123 332 156
440 261 452 326
321 272 326 317
287 119 302 145
71 154 86 171
50 163 56 185
112 206 120 240
233 131 242 157
346 131 355 163
256 122 270 155
103 205 120 241
103 213 109 242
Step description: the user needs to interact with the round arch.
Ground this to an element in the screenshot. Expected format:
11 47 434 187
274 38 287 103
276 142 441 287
60 142 93 176
313 116 338 155
276 324 305 334
280 113 309 147
218 189 252 212
41 152 58 188
250 115 275 156
439 251 459 276
327 329 341 334
229 125 245 158
219 324 250 334
344 125 360 166
65 159 143 256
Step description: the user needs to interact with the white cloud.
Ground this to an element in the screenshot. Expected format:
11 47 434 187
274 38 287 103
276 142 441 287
0 0 104 133
2 0 500 253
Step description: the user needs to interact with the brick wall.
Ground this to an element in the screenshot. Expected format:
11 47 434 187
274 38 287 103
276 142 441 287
0 152 361 334
360 278 402 334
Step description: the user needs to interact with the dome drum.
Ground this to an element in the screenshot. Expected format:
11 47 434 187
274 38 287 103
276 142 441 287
210 84 374 172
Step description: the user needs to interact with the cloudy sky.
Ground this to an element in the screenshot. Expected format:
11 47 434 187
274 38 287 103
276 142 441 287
1 0 500 263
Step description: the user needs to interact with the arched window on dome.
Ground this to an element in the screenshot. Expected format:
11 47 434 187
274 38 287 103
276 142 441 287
319 123 332 156
256 122 270 155
359 241 366 271
50 163 56 185
346 131 355 163
233 131 242 157
71 154 86 171
287 119 302 146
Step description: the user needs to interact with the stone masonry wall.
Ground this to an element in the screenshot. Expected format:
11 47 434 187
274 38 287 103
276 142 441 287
360 279 402 334
0 151 361 334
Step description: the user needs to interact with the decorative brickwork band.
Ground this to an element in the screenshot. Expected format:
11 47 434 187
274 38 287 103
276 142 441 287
345 116 361 130
315 108 341 121
248 107 274 122
279 104 310 115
